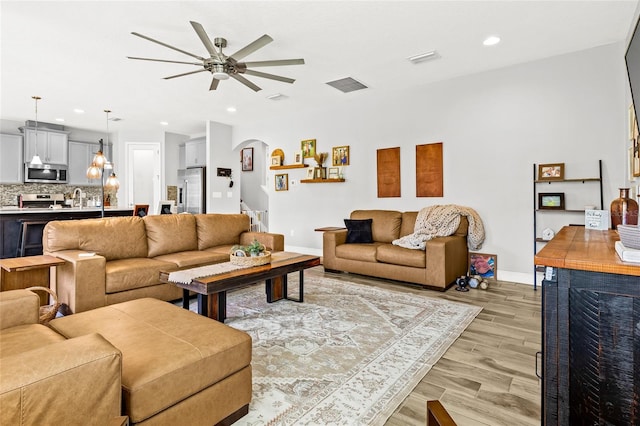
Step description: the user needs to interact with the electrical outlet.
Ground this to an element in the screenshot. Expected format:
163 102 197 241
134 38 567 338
290 229 295 236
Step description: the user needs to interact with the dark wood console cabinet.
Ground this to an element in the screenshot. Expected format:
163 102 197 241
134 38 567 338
535 226 640 425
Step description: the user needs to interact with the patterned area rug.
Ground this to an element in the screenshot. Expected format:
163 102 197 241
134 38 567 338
187 276 481 425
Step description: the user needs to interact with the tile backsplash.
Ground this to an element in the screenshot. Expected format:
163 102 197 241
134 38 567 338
0 183 118 206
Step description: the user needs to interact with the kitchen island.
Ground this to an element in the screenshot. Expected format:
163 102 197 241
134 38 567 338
0 207 133 258
534 226 640 425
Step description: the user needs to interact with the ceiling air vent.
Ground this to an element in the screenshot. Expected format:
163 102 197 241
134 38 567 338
326 77 368 93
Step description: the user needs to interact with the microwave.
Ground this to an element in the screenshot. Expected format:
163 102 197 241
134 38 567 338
24 163 68 184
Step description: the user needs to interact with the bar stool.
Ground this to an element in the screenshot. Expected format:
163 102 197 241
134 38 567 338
16 220 48 257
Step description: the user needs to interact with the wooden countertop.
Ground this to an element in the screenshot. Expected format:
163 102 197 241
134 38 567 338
535 226 640 276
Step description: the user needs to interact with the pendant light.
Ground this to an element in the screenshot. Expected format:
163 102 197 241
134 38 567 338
86 109 120 217
29 96 43 166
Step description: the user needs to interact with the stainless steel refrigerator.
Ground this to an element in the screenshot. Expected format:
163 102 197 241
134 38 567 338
177 167 206 213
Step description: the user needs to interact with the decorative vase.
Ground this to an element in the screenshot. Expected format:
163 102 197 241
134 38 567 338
610 188 639 229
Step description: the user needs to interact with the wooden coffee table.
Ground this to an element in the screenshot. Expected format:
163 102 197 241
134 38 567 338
160 252 320 322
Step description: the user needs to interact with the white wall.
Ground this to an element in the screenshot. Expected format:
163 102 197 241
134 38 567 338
206 121 239 213
233 43 628 284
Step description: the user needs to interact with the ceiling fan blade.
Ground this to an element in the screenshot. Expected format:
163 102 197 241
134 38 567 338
132 32 205 61
242 59 305 67
127 56 202 66
230 73 262 92
163 69 208 80
190 21 219 59
210 77 220 91
228 34 273 62
243 69 295 84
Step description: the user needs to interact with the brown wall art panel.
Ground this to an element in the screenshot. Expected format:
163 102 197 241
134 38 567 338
416 142 443 197
376 147 401 198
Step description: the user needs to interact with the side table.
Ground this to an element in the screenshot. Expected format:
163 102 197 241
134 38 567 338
0 255 66 305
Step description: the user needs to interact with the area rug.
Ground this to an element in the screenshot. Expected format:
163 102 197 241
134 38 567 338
187 276 481 425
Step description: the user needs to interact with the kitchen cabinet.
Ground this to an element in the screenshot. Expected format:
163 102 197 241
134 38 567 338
68 141 112 185
535 226 640 425
22 127 69 165
185 138 206 167
0 134 23 183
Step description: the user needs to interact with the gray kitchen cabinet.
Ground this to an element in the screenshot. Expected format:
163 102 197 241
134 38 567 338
0 133 23 183
185 138 206 167
68 140 112 185
23 127 69 165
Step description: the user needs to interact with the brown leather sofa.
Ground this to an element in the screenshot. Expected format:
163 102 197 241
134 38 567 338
323 210 469 289
43 213 284 313
1 290 252 426
0 289 123 425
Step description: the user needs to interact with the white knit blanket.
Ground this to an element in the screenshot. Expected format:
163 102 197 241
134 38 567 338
392 205 485 251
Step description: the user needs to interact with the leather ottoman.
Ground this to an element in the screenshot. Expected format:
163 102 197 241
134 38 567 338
49 298 252 426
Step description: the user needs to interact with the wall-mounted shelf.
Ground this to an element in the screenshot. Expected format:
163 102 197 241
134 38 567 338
270 164 309 170
300 178 345 183
532 159 603 290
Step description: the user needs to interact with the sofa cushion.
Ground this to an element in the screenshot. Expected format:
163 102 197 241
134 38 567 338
344 219 373 243
195 214 250 250
49 298 252 424
376 244 426 268
335 242 380 262
0 324 65 358
400 212 418 237
105 258 177 293
154 250 228 269
351 210 402 243
399 211 469 237
43 216 148 261
144 214 198 258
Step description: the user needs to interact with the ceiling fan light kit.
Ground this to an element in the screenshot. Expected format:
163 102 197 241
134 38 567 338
128 21 304 92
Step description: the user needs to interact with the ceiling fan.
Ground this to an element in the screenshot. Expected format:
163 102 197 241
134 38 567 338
127 21 305 92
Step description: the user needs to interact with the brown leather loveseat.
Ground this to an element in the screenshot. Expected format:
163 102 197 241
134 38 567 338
323 209 470 289
43 213 284 313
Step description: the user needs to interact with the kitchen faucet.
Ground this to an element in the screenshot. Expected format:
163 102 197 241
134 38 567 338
72 188 83 209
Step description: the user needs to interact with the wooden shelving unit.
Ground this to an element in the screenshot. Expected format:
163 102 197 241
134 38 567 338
270 164 309 170
300 178 345 183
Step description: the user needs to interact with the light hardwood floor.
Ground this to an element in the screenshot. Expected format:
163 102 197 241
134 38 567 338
306 267 542 426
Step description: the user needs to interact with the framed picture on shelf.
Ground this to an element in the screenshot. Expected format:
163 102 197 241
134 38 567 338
271 156 282 166
133 204 149 217
275 173 288 191
538 163 564 181
305 168 315 179
301 139 316 158
538 192 565 210
294 151 303 164
241 147 253 171
469 253 497 280
328 167 339 179
157 200 175 215
332 145 350 166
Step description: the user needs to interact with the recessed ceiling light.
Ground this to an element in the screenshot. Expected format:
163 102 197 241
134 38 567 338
73 108 84 114
160 121 168 126
483 35 501 46
55 118 65 122
226 107 237 113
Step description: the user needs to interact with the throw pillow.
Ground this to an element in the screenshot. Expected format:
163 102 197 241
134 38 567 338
344 218 373 243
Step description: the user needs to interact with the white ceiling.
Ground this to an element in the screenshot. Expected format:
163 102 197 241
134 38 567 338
1 1 639 137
